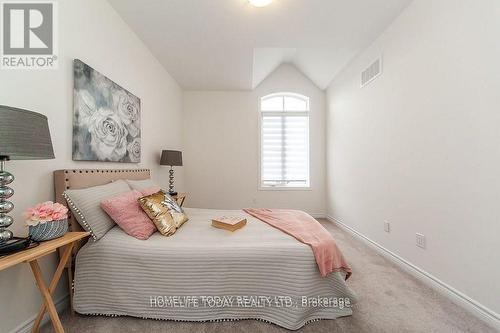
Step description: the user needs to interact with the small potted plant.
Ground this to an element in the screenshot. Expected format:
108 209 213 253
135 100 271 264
25 201 69 241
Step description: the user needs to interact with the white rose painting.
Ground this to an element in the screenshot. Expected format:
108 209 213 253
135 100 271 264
73 59 141 163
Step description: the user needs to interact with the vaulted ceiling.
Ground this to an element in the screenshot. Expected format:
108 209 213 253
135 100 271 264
109 0 411 90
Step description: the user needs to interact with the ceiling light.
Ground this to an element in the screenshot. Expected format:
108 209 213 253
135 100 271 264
249 0 273 7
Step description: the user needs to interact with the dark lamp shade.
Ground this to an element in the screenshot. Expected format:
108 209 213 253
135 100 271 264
0 105 55 160
160 150 182 166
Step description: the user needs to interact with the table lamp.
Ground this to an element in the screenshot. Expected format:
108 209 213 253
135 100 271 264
160 150 182 196
0 105 55 244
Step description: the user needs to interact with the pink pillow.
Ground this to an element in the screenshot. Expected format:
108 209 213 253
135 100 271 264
101 190 157 240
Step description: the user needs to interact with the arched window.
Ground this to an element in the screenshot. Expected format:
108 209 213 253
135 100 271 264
260 93 310 188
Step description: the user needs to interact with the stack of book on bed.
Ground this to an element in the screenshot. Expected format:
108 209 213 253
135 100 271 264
211 216 247 232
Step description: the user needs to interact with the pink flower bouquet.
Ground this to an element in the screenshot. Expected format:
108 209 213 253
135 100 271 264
24 201 69 226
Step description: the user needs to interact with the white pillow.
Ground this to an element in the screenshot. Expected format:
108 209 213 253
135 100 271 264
126 178 160 192
63 179 131 241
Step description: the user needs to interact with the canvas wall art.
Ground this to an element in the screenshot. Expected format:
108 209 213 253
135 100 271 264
72 59 141 163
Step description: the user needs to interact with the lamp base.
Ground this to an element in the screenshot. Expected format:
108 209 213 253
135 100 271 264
0 229 13 243
168 167 176 196
0 157 14 243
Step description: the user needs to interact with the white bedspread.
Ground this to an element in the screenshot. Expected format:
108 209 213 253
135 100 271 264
74 208 357 330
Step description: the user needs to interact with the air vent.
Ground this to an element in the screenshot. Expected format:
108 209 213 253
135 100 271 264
361 58 382 87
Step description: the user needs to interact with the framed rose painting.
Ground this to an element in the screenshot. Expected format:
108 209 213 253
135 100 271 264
72 59 141 163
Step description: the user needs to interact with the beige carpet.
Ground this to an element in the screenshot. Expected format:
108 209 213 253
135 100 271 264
41 219 496 333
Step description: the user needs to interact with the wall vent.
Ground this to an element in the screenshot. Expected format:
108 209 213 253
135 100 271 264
361 58 382 87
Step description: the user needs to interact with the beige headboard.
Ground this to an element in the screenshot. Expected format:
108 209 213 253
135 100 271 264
54 168 151 232
54 168 151 308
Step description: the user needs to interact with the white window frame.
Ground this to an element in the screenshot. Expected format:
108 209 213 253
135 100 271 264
258 92 311 191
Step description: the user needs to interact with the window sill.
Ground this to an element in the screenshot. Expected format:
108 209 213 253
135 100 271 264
258 186 312 192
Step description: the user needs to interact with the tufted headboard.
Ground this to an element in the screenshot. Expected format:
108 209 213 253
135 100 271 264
53 168 151 311
54 168 151 232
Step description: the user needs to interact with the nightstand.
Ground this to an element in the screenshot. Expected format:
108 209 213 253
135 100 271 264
0 232 90 333
172 193 187 207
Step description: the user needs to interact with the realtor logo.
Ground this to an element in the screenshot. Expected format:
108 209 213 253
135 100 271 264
1 1 58 69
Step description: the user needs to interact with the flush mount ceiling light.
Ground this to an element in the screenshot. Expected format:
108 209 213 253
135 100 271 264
249 0 273 7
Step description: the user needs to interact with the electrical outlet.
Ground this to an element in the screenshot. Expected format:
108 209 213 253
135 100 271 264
384 220 390 233
416 233 426 249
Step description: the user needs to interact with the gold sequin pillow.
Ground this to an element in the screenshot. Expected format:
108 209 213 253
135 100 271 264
138 190 188 236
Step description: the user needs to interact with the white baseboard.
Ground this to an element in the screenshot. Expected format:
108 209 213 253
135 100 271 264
310 213 326 219
11 294 70 333
326 215 500 331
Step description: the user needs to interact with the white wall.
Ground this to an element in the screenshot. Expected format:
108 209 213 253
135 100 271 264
326 0 500 317
183 64 326 216
0 1 183 331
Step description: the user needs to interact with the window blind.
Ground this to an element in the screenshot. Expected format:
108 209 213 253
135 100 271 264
260 94 310 188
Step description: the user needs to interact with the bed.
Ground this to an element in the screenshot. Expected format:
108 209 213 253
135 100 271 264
54 168 357 330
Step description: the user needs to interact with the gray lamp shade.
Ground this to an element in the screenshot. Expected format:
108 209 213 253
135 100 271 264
160 150 182 166
0 105 55 160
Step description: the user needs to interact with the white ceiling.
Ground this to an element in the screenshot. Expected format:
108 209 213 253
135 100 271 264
109 0 411 90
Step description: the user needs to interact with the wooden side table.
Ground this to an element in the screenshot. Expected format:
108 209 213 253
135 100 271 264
0 232 90 333
172 193 187 207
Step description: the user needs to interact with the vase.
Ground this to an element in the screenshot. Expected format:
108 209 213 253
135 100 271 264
28 218 68 241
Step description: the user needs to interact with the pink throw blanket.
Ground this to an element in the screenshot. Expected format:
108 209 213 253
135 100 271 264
244 208 352 279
